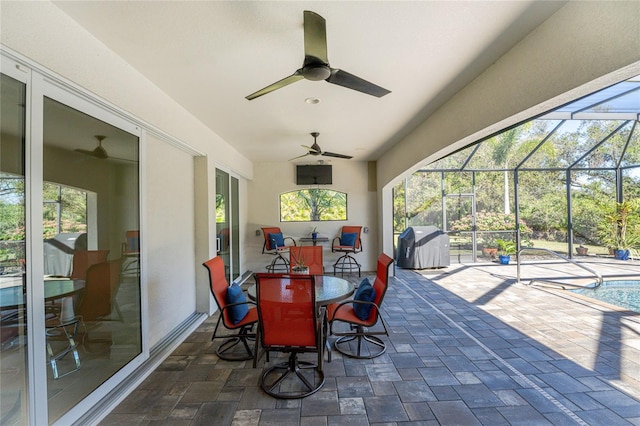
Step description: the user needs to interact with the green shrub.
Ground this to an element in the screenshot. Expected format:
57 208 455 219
450 211 532 247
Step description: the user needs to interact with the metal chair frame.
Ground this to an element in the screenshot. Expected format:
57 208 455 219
45 315 81 379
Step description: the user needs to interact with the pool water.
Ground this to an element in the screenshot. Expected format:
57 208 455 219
570 280 640 313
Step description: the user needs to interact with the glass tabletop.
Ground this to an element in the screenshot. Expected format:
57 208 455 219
299 237 330 246
247 275 354 306
0 278 85 308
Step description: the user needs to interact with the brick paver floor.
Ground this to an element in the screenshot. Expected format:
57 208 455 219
101 257 640 425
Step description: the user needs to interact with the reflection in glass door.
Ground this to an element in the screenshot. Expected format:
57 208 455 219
230 176 240 281
0 73 28 425
215 169 239 283
43 97 142 423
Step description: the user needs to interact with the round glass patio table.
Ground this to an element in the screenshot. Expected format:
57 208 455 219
247 275 354 306
1 276 85 309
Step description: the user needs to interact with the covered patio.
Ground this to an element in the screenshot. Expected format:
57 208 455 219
100 258 640 425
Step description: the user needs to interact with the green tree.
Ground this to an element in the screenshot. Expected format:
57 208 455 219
0 177 25 241
280 189 346 221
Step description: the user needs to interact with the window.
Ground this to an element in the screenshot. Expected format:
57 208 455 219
43 183 87 238
280 189 347 222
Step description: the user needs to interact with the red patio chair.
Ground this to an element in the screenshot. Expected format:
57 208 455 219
328 252 393 358
254 273 324 398
289 245 324 275
203 256 258 361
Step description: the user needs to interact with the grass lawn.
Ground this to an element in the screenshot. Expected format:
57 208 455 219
446 237 614 258
526 239 610 256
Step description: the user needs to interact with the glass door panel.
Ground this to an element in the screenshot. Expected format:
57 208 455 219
231 176 240 281
43 97 141 423
216 169 231 282
215 170 240 283
0 73 28 425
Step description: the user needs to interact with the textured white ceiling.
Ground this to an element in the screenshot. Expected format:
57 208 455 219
52 1 566 163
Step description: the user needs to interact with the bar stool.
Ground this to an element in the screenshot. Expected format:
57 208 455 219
332 226 362 277
261 227 296 272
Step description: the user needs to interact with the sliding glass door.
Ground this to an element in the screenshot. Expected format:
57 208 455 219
215 169 240 283
42 97 142 423
0 71 28 426
1 55 144 424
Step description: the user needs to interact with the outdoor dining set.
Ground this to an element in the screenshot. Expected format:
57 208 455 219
203 235 394 399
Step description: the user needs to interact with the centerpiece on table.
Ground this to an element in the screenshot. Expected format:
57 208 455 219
291 249 309 274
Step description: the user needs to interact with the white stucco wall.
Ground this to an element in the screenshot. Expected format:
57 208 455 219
145 135 196 345
247 161 377 273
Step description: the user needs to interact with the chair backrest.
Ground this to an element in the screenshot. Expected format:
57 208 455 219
202 256 234 327
368 253 394 321
289 246 323 275
261 227 282 252
254 273 317 348
77 259 121 320
123 230 140 255
341 226 362 250
70 249 109 280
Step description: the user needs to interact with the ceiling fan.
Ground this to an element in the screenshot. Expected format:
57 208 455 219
75 135 109 159
246 10 391 100
289 132 353 161
75 135 135 162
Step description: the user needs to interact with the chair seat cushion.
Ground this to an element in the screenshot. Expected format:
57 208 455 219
226 284 249 324
352 278 376 320
328 302 367 325
340 232 358 247
268 232 285 249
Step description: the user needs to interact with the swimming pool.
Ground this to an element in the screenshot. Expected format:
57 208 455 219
570 280 640 313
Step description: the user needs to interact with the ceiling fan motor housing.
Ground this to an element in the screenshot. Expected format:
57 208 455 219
303 63 331 81
310 143 322 155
